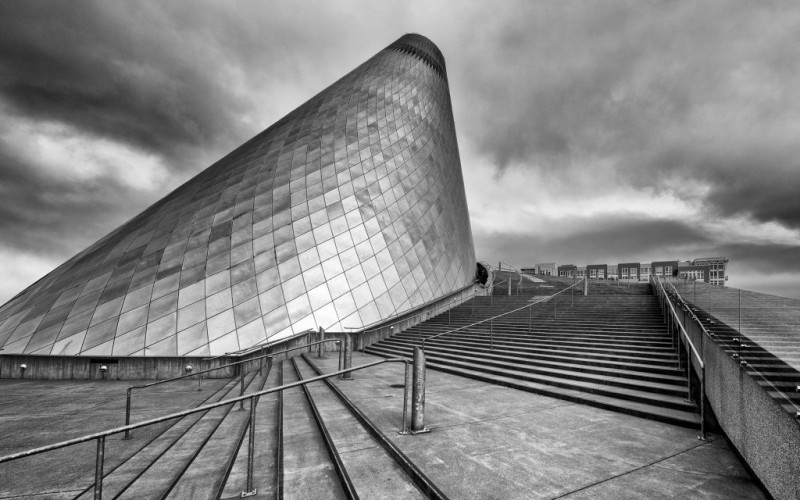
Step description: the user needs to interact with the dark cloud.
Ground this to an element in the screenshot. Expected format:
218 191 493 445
0 145 151 259
450 2 800 230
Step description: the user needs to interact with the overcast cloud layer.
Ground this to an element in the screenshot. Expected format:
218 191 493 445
0 0 798 301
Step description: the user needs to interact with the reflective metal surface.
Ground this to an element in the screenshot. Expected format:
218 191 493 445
0 34 475 357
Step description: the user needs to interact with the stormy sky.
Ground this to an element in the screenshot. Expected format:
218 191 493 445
0 0 798 302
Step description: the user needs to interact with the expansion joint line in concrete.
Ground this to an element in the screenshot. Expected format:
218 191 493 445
549 436 724 499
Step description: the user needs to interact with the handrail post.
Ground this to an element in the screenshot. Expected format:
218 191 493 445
198 371 203 391
239 369 245 411
94 436 105 500
343 333 353 380
318 327 325 359
411 347 429 433
338 340 344 378
399 361 411 435
242 396 257 497
124 388 132 440
699 367 707 440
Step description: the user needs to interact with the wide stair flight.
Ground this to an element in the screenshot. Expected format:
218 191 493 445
366 274 700 428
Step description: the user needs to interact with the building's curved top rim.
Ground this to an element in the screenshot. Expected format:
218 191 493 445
387 33 447 74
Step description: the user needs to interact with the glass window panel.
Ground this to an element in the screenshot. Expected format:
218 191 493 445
375 292 395 317
295 232 316 254
206 288 233 317
339 248 359 271
206 270 231 296
254 250 277 274
278 256 302 280
258 285 284 314
177 300 205 332
351 282 373 309
234 297 261 328
276 241 298 264
313 224 333 244
307 283 332 310
59 309 93 340
152 273 181 300
326 273 350 300
350 225 368 245
90 296 124 327
263 306 290 336
231 241 254 266
256 266 281 293
321 256 344 280
51 330 87 356
281 274 307 302
149 291 179 322
302 265 326 291
112 326 146 356
207 309 236 341
316 239 338 262
208 330 239 356
292 216 312 236
206 252 231 276
330 215 349 236
310 207 329 228
333 293 357 318
356 241 373 262
237 318 267 350
117 303 149 335
334 232 355 253
345 266 367 289
146 312 177 346
81 339 113 356
145 334 178 356
232 277 258 306
358 302 381 325
313 303 340 331
286 295 312 323
367 274 388 298
298 247 321 271
177 322 208 355
121 284 154 314
231 259 256 285
23 324 61 354
178 280 206 309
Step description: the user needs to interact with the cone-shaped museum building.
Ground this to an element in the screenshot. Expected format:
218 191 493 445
0 34 476 357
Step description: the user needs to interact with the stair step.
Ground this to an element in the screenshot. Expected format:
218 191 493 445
168 368 270 499
293 356 427 499
280 360 347 499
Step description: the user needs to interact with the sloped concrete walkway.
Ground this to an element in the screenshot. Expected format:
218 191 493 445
318 352 767 499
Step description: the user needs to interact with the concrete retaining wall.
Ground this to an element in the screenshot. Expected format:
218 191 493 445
671 296 800 500
0 354 235 380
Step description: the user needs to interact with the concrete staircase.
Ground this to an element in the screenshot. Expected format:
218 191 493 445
365 276 700 429
73 355 444 499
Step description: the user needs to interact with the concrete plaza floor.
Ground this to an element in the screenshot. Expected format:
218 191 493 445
317 352 768 499
0 354 768 499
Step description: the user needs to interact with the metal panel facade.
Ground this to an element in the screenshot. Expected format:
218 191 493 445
0 34 476 357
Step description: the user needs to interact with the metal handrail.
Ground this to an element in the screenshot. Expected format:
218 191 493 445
0 356 411 499
667 282 800 417
652 276 707 438
422 277 586 351
124 340 343 439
